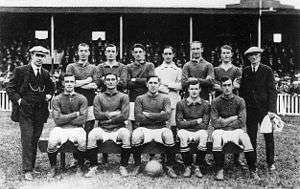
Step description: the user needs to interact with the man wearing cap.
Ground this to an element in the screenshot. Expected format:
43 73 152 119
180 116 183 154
240 46 277 171
6 46 55 180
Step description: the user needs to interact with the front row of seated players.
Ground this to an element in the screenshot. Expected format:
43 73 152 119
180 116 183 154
47 74 259 180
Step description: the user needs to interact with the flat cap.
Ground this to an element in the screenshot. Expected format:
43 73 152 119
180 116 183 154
244 46 263 56
29 46 50 54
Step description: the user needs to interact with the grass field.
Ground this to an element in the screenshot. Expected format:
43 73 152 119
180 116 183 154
0 111 299 189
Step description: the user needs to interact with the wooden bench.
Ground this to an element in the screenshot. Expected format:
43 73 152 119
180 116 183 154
38 138 242 169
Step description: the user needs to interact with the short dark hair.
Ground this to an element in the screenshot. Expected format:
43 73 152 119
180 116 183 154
191 41 203 48
220 76 232 85
220 45 233 52
78 43 89 50
146 75 160 82
132 43 145 51
163 46 175 54
63 73 75 79
105 43 117 51
187 80 201 89
104 73 118 80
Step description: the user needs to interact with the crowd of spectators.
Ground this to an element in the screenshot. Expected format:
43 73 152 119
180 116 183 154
0 38 299 94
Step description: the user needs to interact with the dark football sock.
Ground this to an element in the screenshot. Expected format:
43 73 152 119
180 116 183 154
48 152 58 167
120 148 131 167
181 151 193 166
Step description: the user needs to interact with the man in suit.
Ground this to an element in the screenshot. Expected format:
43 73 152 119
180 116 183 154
6 46 55 180
240 46 277 171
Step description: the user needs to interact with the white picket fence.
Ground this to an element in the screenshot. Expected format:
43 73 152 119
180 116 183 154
0 91 299 116
277 93 300 116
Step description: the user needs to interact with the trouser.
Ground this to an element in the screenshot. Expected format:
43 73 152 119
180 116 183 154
131 127 176 166
246 107 275 167
19 113 44 172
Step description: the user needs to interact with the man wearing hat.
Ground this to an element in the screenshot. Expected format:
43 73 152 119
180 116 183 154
6 46 55 180
240 46 277 172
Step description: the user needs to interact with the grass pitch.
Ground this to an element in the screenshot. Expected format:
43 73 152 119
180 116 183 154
0 112 299 189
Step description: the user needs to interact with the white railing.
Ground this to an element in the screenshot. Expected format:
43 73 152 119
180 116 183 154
277 93 300 116
0 91 299 116
0 91 12 111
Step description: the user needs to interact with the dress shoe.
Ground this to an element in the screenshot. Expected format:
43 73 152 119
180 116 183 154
268 164 276 172
132 166 141 176
194 166 203 178
24 172 33 181
119 166 129 177
165 166 177 178
84 166 97 178
250 170 260 180
215 169 224 181
182 166 192 178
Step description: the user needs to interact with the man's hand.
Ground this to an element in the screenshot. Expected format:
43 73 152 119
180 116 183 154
206 75 213 80
143 111 151 118
213 83 221 90
18 98 22 106
81 83 98 89
107 111 121 118
19 99 33 116
268 112 276 119
85 77 93 83
233 78 240 88
45 94 52 101
196 118 203 124
188 77 198 82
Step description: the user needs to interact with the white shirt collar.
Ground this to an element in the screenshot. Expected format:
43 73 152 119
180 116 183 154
31 63 41 75
219 62 233 71
161 61 177 69
251 63 260 72
104 61 119 68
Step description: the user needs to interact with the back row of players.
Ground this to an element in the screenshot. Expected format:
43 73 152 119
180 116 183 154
47 41 276 180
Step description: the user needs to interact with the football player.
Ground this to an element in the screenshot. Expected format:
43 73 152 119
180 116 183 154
131 75 177 178
85 73 130 177
211 76 258 180
47 74 88 178
176 81 210 178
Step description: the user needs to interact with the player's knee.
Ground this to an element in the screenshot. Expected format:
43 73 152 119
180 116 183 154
119 128 131 140
212 130 223 140
162 129 174 145
198 130 208 140
131 128 144 146
88 128 102 141
177 129 188 143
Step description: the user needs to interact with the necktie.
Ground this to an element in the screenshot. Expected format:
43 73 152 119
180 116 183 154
37 68 41 77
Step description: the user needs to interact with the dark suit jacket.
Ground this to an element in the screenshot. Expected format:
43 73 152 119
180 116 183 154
6 64 54 122
240 63 277 118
